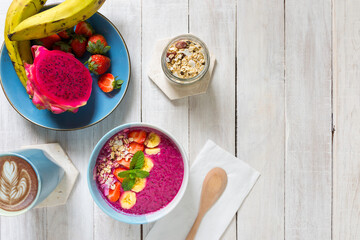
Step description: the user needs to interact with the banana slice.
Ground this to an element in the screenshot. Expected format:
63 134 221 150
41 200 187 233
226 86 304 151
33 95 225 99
145 148 160 155
120 191 136 209
141 157 154 172
132 178 147 193
144 132 161 148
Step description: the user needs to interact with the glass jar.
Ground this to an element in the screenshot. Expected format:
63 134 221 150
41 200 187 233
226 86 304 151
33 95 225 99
161 34 210 85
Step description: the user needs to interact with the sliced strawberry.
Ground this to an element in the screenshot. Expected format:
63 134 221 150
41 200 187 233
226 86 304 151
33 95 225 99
34 34 61 49
107 182 121 202
117 159 130 169
75 21 94 37
113 167 126 182
128 131 147 144
70 34 87 58
128 142 144 154
85 54 111 75
87 34 110 54
97 73 123 93
58 28 74 39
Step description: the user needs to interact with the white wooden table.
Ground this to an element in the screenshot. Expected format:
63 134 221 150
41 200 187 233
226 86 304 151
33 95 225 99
0 0 358 239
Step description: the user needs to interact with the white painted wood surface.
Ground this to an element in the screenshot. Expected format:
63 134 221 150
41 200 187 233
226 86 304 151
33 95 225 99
236 1 284 239
285 0 332 239
188 0 236 239
333 1 360 240
0 0 359 239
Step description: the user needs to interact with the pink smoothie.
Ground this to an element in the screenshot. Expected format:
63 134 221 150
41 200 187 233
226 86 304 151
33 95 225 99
95 127 184 215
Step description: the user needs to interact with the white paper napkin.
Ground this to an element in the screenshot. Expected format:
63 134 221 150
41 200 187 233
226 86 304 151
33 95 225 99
147 38 216 100
146 140 260 240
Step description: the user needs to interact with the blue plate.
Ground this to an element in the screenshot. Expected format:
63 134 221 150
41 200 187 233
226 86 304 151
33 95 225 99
0 12 130 130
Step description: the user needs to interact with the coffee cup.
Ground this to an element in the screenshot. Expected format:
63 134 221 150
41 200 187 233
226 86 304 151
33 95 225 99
0 149 64 216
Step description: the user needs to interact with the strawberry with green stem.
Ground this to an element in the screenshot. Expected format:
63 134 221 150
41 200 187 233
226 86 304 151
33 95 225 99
70 34 87 58
75 21 94 37
87 34 111 54
34 34 61 49
97 73 123 93
53 41 72 53
85 54 111 75
58 28 74 39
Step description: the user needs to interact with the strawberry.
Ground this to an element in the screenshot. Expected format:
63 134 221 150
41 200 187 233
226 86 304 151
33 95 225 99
128 142 144 154
117 159 130 169
87 34 111 54
85 54 111 75
128 131 147 144
75 21 94 37
58 28 74 39
113 167 127 182
52 41 72 53
34 34 61 49
97 73 123 93
70 35 87 58
107 182 121 202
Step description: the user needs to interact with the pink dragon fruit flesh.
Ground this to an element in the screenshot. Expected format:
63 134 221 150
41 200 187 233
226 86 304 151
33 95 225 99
25 45 92 114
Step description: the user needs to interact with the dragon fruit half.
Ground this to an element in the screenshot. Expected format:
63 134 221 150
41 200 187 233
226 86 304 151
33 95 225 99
25 46 92 114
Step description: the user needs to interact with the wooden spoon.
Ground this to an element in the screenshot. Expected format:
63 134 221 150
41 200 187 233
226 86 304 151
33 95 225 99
186 167 228 240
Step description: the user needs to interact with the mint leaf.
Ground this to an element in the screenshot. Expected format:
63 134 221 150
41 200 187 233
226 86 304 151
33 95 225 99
117 171 131 178
130 151 145 170
118 169 149 179
134 170 149 178
122 177 135 191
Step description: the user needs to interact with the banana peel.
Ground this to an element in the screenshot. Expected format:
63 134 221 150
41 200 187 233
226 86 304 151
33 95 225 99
8 0 106 41
4 0 47 88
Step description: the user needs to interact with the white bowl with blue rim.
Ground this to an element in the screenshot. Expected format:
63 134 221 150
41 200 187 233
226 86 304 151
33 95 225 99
87 122 189 224
0 7 130 131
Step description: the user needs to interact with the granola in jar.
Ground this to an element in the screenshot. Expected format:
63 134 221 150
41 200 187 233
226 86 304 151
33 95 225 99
165 39 206 79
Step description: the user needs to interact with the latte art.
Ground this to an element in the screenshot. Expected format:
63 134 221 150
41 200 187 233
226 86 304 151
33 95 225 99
0 156 38 212
0 161 31 205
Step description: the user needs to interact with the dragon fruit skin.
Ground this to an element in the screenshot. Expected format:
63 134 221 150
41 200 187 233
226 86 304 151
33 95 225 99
24 45 92 114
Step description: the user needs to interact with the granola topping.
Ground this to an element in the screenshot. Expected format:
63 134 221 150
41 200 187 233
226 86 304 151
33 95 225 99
95 133 134 186
165 39 206 79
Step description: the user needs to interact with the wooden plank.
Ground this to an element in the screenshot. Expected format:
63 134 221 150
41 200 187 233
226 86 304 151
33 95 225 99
141 0 189 237
188 0 236 239
0 110 48 239
0 2 48 239
42 0 95 237
333 1 360 239
0 124 47 240
236 0 285 239
92 0 142 239
45 130 93 240
35 0 141 239
285 0 332 239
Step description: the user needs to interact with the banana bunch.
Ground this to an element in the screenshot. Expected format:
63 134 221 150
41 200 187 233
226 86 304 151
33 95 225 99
8 0 106 41
5 0 106 88
5 0 47 87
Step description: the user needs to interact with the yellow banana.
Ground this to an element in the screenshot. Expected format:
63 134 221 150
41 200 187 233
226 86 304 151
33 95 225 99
5 0 47 87
8 0 106 41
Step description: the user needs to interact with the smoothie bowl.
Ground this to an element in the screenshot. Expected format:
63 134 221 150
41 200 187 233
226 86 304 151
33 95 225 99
87 123 189 224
